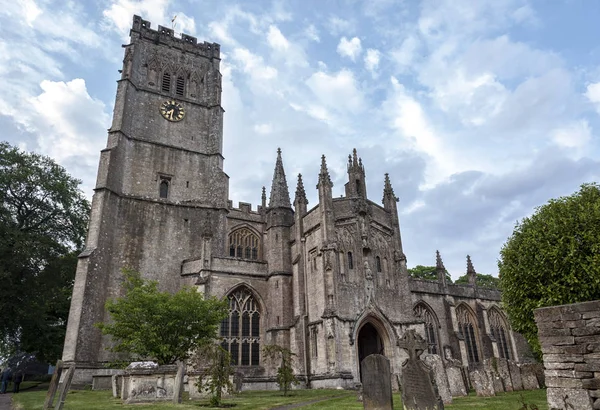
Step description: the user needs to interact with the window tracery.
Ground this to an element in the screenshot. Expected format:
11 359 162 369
414 303 439 354
229 227 260 260
220 287 261 366
456 304 480 364
489 308 512 360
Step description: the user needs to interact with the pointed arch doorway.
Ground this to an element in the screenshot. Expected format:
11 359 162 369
357 322 385 381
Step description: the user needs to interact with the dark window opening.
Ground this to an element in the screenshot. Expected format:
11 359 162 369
161 72 171 93
159 179 169 198
375 256 382 272
229 246 235 257
176 76 185 96
348 252 354 270
356 179 361 195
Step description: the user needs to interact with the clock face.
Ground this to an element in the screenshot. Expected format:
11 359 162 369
159 100 185 122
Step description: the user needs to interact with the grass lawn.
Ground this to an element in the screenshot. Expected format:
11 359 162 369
12 387 548 410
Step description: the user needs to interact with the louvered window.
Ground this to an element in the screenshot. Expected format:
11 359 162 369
161 72 171 93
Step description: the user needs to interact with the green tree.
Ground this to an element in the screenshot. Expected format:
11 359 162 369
262 344 298 396
97 269 228 365
499 183 600 356
0 142 90 362
455 273 500 289
194 344 234 407
408 265 452 283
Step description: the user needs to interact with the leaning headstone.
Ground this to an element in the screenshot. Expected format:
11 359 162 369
423 354 452 404
54 365 76 410
398 329 444 410
483 359 504 393
445 365 467 397
520 363 540 390
361 354 393 410
495 358 513 392
43 360 63 410
469 368 495 397
508 360 523 391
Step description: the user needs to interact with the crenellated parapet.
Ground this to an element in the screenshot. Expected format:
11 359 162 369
227 200 264 215
131 15 220 59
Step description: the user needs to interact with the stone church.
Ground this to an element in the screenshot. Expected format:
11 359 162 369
63 15 532 387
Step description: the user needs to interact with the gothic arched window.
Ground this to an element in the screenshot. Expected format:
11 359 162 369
228 227 260 260
176 76 185 96
347 252 354 270
456 304 480 364
414 302 439 354
220 287 261 366
489 308 512 360
161 72 171 93
159 179 169 198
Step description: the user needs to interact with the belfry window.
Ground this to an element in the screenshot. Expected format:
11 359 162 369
220 287 261 366
228 227 260 260
161 72 171 93
159 179 169 198
456 304 480 364
489 308 512 360
414 303 439 354
176 76 185 96
348 252 354 270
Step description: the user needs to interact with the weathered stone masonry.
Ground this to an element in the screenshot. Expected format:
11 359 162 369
535 300 600 410
63 15 534 391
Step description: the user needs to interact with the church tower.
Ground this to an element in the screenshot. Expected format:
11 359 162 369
62 15 228 381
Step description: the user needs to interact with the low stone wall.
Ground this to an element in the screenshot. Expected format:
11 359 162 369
534 300 600 410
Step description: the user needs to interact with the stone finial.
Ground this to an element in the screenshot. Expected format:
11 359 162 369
382 173 398 202
467 255 477 286
347 148 365 173
268 148 291 208
294 173 308 206
436 250 445 271
436 250 447 286
317 155 333 187
261 186 267 209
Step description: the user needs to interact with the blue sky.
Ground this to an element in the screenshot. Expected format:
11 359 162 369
2 0 600 279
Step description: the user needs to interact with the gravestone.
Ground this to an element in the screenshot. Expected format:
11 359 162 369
495 358 513 392
520 363 540 390
423 354 452 404
445 365 467 397
483 359 504 393
508 360 523 391
233 372 244 393
443 346 467 397
469 368 495 397
398 329 444 410
361 354 393 410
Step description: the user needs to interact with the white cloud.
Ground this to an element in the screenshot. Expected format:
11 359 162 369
551 120 592 149
267 25 289 51
305 69 364 114
231 48 278 81
254 123 273 134
391 36 419 72
21 0 41 26
305 24 320 42
28 79 109 163
328 16 353 35
337 37 362 61
364 49 381 74
585 82 600 114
